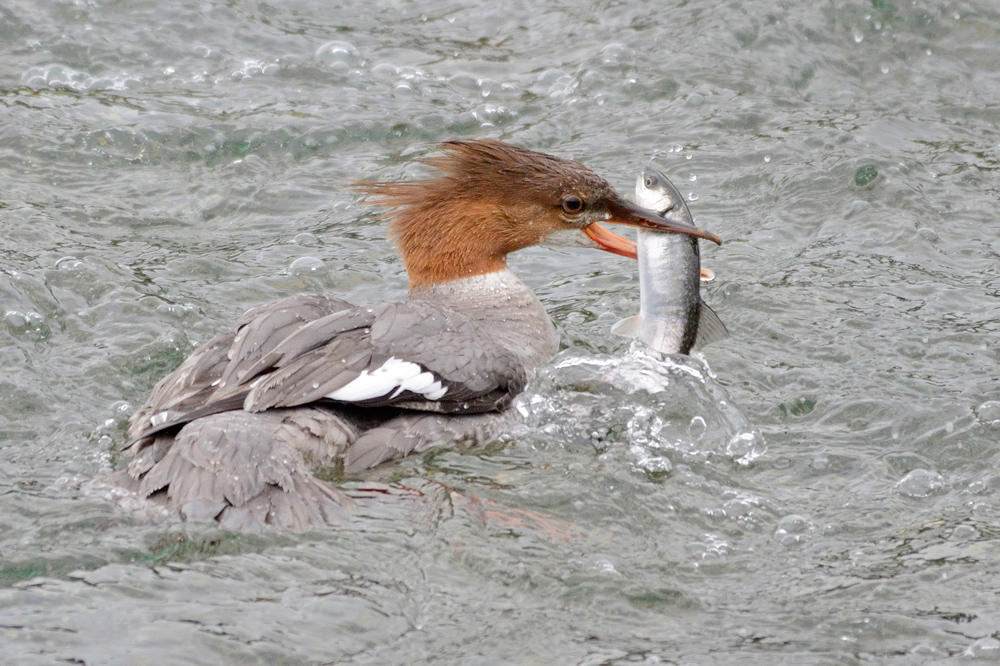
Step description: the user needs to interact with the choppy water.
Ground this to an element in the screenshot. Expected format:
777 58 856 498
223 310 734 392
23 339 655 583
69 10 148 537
2 0 1000 663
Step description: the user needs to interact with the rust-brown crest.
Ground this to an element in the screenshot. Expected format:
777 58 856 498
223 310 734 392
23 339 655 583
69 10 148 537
358 139 619 289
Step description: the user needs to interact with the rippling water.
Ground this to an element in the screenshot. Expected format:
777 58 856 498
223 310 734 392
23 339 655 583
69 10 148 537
3 0 1000 663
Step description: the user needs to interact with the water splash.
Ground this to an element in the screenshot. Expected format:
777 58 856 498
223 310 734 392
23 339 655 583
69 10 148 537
514 345 766 475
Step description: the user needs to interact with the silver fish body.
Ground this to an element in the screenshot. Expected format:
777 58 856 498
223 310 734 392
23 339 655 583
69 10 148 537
612 168 728 354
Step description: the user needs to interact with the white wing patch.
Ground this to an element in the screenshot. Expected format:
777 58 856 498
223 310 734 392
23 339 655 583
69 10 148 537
326 357 448 402
149 411 172 427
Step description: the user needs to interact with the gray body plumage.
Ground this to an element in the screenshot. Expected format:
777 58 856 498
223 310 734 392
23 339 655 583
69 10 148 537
111 270 558 531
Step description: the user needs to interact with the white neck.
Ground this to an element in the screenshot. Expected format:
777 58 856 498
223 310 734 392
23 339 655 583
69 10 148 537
409 270 559 369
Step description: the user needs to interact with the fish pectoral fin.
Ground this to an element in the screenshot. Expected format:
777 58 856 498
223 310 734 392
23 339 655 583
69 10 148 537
611 315 642 339
691 300 729 351
700 267 715 282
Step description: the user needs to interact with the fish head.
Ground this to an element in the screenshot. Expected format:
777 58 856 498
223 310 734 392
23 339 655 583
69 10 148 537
635 168 694 227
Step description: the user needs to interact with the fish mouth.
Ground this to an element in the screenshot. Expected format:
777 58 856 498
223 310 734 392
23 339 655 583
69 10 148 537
603 198 723 246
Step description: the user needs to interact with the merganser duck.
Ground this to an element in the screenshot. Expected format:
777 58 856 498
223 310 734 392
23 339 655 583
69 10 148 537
111 139 722 531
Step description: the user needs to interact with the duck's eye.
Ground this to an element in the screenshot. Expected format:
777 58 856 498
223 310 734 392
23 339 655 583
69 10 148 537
561 195 584 214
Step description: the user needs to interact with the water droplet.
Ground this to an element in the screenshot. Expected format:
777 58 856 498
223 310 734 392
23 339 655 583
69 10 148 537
894 469 946 498
688 416 707 438
288 256 326 274
853 29 864 43
630 445 673 476
593 558 618 575
951 524 979 541
687 533 730 561
974 401 1000 427
4 311 28 327
56 256 83 270
773 514 815 546
727 430 765 465
880 63 890 74
689 174 697 181
764 154 771 163
314 41 364 68
291 232 318 246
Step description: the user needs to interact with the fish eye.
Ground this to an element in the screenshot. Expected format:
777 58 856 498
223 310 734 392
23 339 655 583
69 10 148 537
561 195 584 214
644 174 658 188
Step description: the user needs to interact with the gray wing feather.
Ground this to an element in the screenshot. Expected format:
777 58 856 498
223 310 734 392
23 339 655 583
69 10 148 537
131 297 526 443
126 407 356 531
344 410 513 473
229 307 377 383
243 342 378 412
221 293 354 386
128 333 235 441
128 293 354 442
234 300 525 414
345 426 420 473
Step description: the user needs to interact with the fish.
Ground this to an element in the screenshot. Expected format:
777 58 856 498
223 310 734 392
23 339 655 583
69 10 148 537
611 168 729 354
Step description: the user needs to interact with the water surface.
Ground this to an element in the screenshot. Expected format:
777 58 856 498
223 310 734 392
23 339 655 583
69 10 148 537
2 1 1000 663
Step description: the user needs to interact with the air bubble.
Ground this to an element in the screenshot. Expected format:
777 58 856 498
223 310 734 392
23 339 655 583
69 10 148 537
773 514 815 546
315 41 364 68
894 469 945 498
726 430 766 465
288 256 327 274
974 401 1000 427
291 232 318 246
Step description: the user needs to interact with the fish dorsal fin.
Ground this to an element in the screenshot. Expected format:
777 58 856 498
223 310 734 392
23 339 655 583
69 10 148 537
611 315 642 339
692 300 729 351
